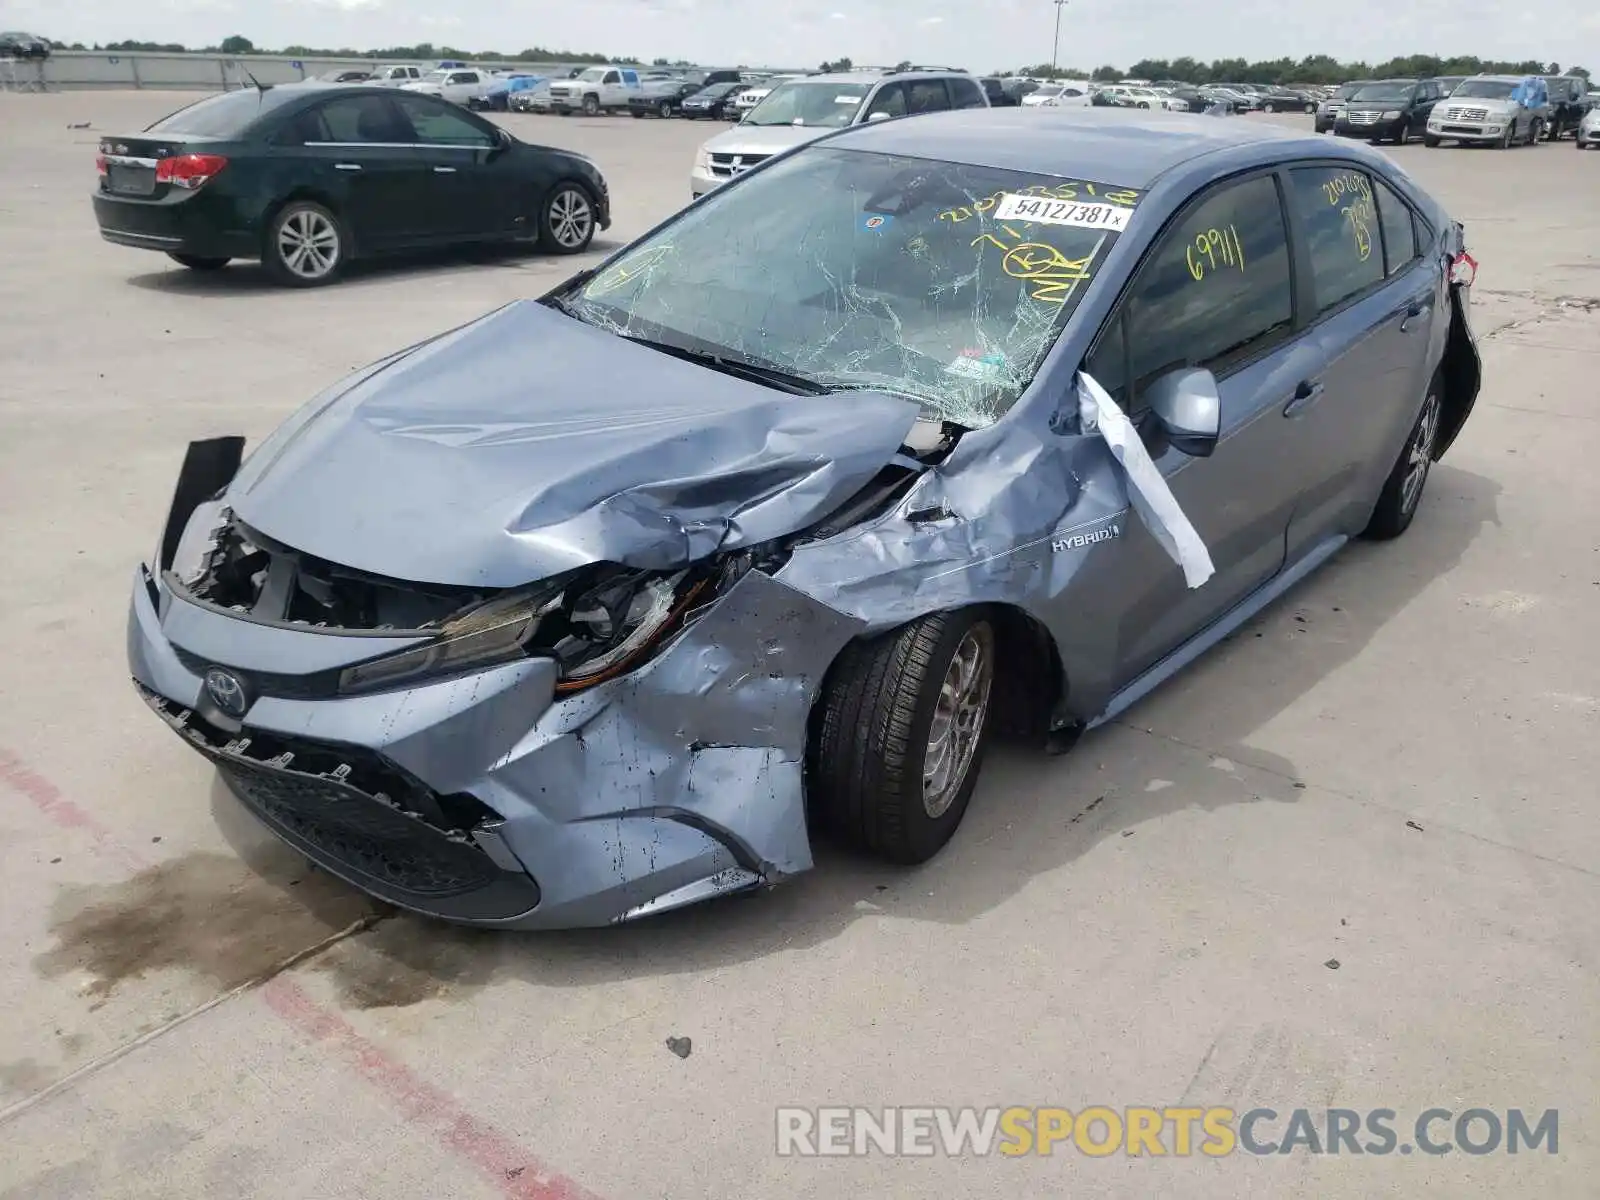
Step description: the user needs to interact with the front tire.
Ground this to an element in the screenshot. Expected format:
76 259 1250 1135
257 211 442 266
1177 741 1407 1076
263 201 346 287
657 100 672 118
581 93 600 116
1363 374 1443 540
809 611 997 865
536 182 596 254
167 253 229 271
1263 102 1277 113
1423 134 1440 147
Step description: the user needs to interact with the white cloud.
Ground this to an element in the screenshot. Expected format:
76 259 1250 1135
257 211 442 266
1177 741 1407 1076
918 15 944 25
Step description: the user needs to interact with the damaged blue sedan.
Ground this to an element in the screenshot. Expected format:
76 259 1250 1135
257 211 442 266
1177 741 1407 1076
129 109 1482 928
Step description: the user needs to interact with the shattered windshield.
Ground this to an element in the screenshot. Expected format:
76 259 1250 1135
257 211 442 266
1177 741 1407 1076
744 81 869 126
566 148 1139 427
1452 80 1516 99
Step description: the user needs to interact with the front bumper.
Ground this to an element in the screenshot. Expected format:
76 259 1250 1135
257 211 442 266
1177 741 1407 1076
128 562 862 929
1574 122 1600 146
1425 115 1514 142
689 166 720 197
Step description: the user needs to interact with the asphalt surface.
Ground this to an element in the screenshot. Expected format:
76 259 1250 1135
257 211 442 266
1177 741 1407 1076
1 91 1597 1199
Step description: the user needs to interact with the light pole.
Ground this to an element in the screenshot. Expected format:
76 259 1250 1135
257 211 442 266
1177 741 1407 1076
1051 0 1069 73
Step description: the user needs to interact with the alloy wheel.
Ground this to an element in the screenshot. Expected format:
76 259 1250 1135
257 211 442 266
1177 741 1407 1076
1402 391 1441 514
547 187 593 250
923 626 993 819
276 208 339 281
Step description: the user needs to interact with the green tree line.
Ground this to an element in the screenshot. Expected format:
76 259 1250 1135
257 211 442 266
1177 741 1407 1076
83 37 631 64
1011 54 1589 84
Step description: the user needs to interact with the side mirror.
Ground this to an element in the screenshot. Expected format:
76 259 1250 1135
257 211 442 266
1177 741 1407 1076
1145 367 1220 457
866 110 892 122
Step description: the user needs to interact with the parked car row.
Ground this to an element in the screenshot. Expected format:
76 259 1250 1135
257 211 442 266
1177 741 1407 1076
1313 73 1598 148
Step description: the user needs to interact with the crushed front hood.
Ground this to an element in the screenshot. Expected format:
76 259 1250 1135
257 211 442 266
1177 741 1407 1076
227 301 920 588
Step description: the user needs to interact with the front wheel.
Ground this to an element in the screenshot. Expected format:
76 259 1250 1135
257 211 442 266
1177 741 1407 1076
1263 102 1277 113
1423 134 1440 147
809 611 997 865
263 201 346 287
1526 119 1542 145
1363 376 1443 540
1499 123 1515 148
657 100 672 118
167 253 229 271
581 93 600 116
1304 102 1316 114
536 182 596 254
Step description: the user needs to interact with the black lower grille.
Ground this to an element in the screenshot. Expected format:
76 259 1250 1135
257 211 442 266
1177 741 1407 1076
217 759 498 896
136 683 541 921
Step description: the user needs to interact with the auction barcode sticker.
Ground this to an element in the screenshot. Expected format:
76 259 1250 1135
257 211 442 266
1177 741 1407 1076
993 194 1132 231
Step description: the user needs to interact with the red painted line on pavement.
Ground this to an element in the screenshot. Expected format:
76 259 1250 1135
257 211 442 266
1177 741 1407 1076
0 747 146 872
263 977 602 1200
1 746 602 1200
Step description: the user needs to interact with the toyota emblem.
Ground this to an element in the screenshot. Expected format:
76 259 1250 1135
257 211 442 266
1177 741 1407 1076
203 666 249 718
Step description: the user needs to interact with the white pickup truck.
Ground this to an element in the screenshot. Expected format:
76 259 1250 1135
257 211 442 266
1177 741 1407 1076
364 64 424 86
402 68 495 106
546 66 643 115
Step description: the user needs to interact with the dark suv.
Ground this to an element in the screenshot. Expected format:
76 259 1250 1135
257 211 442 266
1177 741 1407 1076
1335 78 1445 144
1542 75 1590 139
0 30 50 59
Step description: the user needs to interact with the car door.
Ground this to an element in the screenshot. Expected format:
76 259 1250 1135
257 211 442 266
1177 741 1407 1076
1411 82 1439 130
1079 171 1312 685
288 93 430 249
389 92 505 242
1277 165 1436 559
904 78 953 117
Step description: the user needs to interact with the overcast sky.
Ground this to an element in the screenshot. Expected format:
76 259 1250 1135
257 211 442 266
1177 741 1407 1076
3 0 1596 71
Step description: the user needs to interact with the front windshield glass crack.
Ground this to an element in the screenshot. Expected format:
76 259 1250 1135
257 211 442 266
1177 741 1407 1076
563 149 1142 428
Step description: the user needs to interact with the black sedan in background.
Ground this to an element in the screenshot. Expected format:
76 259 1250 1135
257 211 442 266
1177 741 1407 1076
92 84 611 286
678 82 742 119
0 30 50 59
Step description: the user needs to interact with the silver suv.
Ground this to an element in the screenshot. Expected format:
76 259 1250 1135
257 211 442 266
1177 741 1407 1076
689 70 988 198
1425 75 1550 147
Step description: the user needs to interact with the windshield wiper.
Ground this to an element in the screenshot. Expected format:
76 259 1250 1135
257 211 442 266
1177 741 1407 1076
619 334 831 395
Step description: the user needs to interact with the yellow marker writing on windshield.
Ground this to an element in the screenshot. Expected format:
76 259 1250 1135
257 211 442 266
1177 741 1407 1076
973 232 1095 304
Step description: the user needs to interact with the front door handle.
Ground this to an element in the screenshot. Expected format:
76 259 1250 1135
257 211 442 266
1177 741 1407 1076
1399 300 1432 332
1283 378 1325 417
333 162 361 171
432 165 457 174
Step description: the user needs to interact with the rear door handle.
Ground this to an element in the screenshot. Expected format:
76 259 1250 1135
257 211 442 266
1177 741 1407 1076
1283 378 1325 417
432 165 457 174
1400 300 1432 332
333 162 361 171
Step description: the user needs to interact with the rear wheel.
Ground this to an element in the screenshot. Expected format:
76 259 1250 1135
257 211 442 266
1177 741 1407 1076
1363 374 1443 540
167 253 229 271
263 201 345 287
811 612 997 865
1263 101 1277 113
537 182 595 254
1526 118 1542 145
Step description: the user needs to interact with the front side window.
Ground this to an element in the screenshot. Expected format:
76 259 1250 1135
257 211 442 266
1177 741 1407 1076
1287 167 1384 311
567 148 1143 427
954 78 987 108
603 70 621 84
392 94 493 146
863 83 907 119
1089 174 1293 409
1373 178 1418 275
744 81 870 127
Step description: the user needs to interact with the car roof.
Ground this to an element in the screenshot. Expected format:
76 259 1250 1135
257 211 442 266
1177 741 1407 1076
1466 74 1524 83
826 107 1314 188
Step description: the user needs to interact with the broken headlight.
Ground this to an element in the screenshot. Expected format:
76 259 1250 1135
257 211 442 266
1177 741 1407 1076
337 585 561 695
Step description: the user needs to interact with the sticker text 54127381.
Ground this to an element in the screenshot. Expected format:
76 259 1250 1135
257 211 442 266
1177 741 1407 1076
994 194 1133 232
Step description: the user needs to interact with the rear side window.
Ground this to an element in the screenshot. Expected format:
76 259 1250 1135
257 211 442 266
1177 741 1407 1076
1091 174 1293 407
952 78 987 108
1373 178 1418 275
906 79 951 114
1287 167 1384 311
309 95 409 143
146 90 277 137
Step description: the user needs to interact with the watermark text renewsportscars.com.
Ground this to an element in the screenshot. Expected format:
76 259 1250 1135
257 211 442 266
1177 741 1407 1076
776 1106 1559 1157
